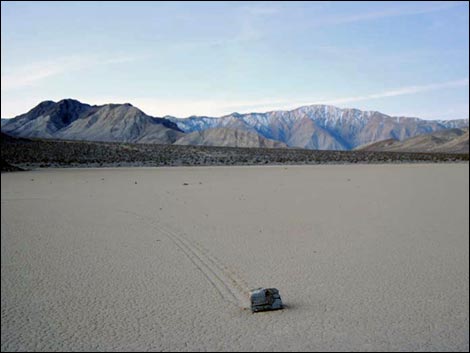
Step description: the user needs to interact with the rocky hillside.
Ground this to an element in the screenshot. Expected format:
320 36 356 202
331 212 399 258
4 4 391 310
357 128 469 153
1 99 184 144
174 128 288 148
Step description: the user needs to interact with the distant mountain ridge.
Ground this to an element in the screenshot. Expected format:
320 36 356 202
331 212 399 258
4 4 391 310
169 105 468 150
2 99 468 150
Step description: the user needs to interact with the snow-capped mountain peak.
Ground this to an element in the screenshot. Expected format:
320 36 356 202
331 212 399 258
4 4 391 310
170 104 468 150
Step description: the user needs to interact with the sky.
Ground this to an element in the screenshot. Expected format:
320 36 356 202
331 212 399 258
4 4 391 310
1 1 469 120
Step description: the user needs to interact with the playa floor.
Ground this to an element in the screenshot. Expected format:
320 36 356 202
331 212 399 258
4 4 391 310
1 164 469 351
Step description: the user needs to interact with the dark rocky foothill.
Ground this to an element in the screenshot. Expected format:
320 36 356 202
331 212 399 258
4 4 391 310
1 132 467 171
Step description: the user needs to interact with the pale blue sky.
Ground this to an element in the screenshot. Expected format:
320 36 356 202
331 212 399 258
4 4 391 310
1 1 469 119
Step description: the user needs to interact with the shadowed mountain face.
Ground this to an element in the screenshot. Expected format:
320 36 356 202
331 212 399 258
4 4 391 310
170 105 469 150
357 128 469 153
174 128 288 148
1 99 184 144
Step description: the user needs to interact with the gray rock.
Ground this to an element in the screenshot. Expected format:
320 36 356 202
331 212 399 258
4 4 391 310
250 288 283 312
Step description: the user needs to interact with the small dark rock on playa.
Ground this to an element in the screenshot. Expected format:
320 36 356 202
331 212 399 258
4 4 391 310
250 288 283 312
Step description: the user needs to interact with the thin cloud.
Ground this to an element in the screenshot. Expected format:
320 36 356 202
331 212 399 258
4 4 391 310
76 79 469 117
177 2 465 50
311 1 463 27
192 79 470 114
318 79 469 106
1 57 83 91
240 5 280 16
2 79 468 119
1 54 142 92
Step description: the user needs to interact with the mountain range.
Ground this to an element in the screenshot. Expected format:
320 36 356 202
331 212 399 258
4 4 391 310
2 99 468 150
357 128 469 154
169 106 468 150
1 99 184 144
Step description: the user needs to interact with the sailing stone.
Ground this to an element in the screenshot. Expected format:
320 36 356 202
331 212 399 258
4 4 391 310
249 288 283 312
